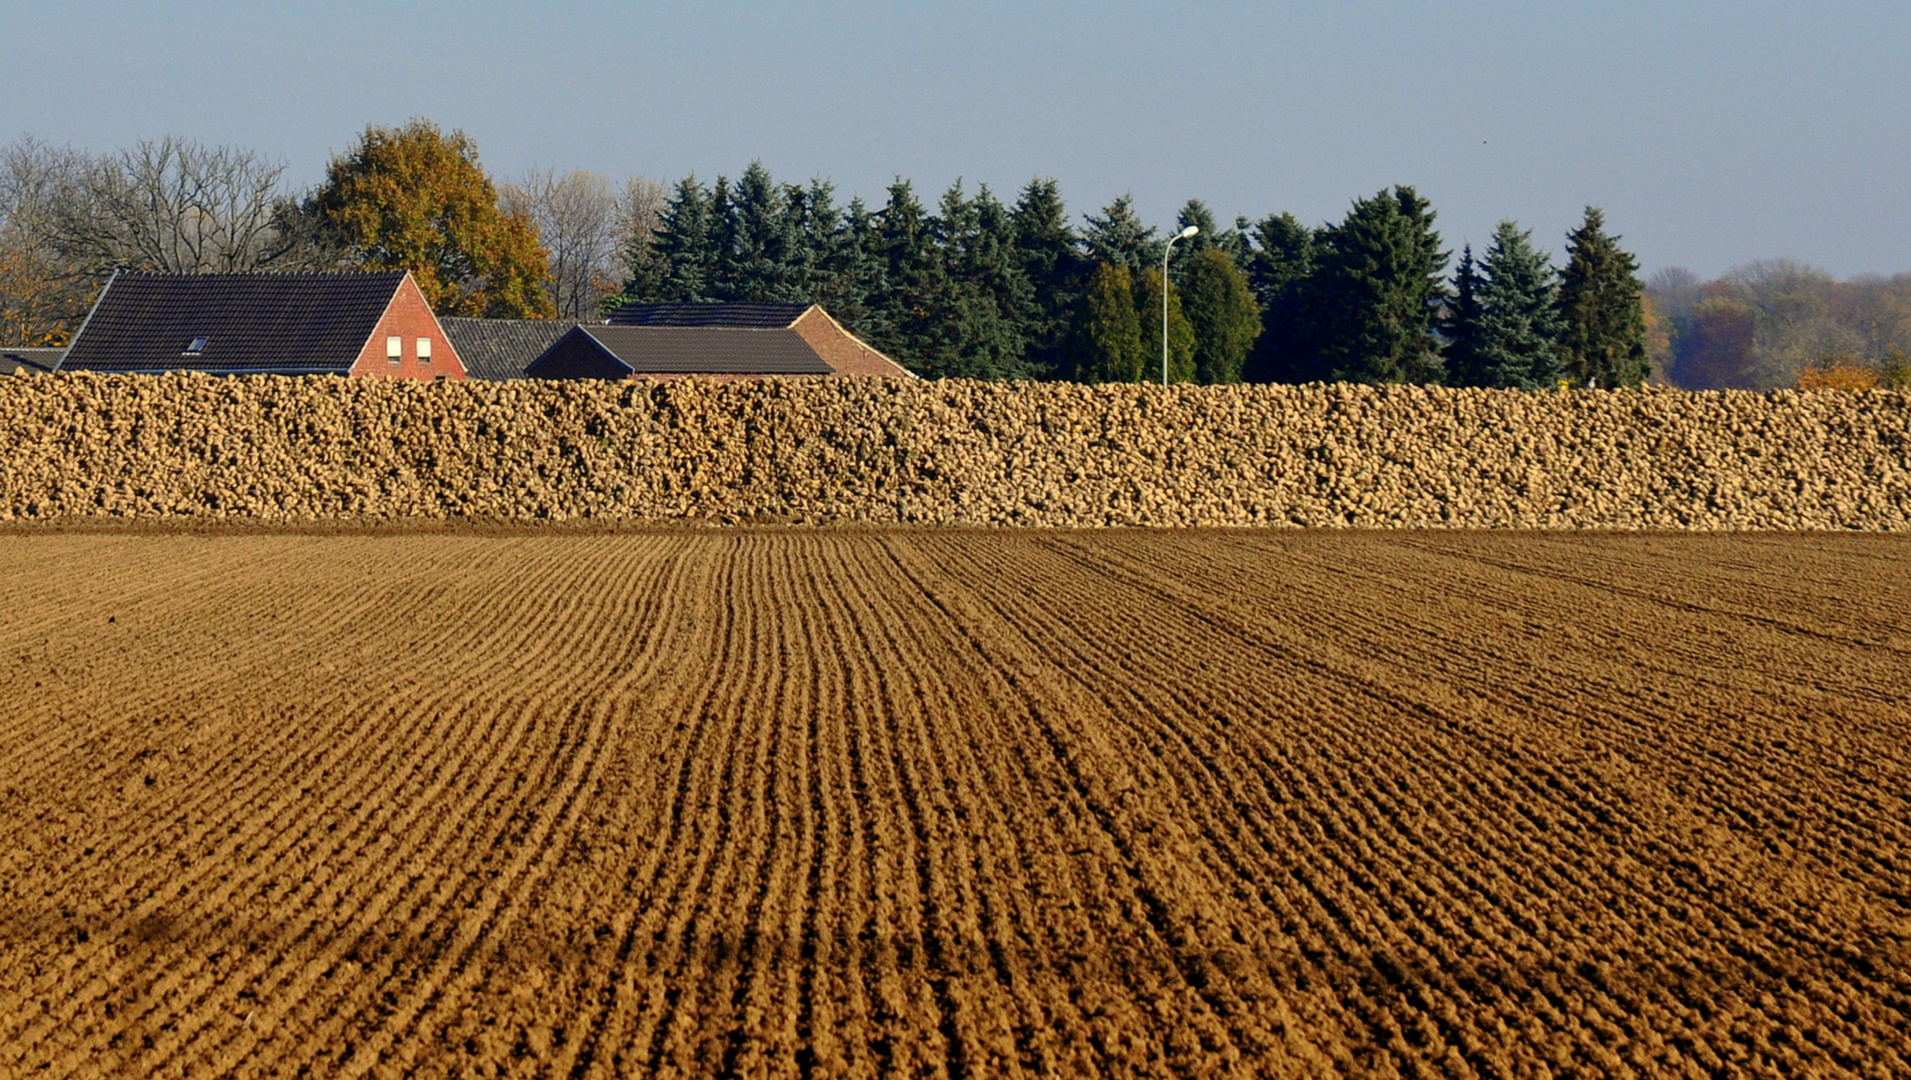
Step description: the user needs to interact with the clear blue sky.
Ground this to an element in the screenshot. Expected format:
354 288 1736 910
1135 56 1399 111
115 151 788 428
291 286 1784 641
8 1 1908 279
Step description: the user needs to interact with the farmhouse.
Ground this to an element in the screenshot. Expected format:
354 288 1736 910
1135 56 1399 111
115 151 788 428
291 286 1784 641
526 301 912 381
59 271 465 380
1 347 64 376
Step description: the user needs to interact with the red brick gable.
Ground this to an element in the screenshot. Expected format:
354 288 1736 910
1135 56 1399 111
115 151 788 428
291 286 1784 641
348 274 467 380
790 307 913 378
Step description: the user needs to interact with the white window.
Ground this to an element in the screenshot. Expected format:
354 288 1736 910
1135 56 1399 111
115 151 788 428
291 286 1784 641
386 336 403 362
417 337 432 364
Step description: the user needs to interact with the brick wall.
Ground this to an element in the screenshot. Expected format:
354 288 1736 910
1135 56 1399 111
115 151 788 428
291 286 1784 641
791 309 911 378
349 276 466 380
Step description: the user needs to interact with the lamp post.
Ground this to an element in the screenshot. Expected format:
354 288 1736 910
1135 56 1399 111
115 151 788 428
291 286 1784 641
1163 224 1199 385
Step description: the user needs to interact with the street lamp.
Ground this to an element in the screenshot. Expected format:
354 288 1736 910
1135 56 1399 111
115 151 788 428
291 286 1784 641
1163 224 1199 385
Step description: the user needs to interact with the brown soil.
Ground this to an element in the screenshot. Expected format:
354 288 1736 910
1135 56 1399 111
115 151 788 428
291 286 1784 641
1 529 1907 1077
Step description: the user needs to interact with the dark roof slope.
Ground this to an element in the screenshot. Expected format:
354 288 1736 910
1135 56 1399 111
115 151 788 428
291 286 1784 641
1 347 65 375
528 326 833 378
61 271 408 375
439 317 575 380
606 301 810 329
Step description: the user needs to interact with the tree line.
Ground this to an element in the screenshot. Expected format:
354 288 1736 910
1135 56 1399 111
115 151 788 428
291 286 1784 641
3 120 1656 388
1646 262 1911 390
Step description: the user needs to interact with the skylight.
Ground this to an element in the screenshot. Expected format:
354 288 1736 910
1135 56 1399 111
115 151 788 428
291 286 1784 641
183 336 208 356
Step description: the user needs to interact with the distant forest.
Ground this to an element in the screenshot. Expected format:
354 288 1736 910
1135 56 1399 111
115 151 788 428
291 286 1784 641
1645 263 1911 390
4 123 1906 389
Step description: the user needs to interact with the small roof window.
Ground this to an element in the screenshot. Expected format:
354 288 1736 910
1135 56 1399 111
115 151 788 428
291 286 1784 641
182 336 208 356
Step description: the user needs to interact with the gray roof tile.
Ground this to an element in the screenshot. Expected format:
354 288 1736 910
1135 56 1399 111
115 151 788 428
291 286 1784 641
438 317 575 380
61 271 408 375
529 326 833 378
606 301 811 329
1 347 64 375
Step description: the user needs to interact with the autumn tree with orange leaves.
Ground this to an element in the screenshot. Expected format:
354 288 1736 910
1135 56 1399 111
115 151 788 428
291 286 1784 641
305 121 553 319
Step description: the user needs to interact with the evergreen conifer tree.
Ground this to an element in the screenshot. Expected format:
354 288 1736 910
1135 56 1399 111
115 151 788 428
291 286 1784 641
1442 245 1488 386
703 174 733 297
867 179 944 374
1011 178 1084 378
1557 207 1650 387
642 175 715 302
823 195 887 341
721 162 804 302
1180 248 1260 383
1082 195 1160 273
1070 263 1144 383
1308 187 1448 384
1171 199 1218 274
787 177 839 304
1243 212 1318 382
921 182 1032 379
1172 200 1251 274
1135 267 1196 383
1472 221 1564 389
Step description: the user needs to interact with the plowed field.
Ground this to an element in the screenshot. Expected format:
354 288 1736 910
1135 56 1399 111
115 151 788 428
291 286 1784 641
3 530 1908 1078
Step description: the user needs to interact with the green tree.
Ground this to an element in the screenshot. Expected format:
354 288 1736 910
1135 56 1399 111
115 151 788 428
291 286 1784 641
1135 266 1196 383
1010 178 1083 378
1470 221 1564 389
918 181 1032 379
1082 194 1159 273
1179 248 1259 384
1244 212 1318 382
1442 245 1488 386
629 174 715 302
867 179 946 374
817 194 886 341
1557 207 1650 387
1070 263 1144 383
717 162 805 302
1173 199 1250 274
309 119 552 318
1307 186 1447 384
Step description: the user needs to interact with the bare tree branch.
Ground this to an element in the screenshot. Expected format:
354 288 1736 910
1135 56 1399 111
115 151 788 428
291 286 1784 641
48 136 298 275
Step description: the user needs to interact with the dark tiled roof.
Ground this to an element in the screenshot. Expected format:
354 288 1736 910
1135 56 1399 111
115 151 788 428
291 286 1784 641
439 317 575 381
606 301 811 329
61 271 408 375
529 326 833 378
0 347 64 375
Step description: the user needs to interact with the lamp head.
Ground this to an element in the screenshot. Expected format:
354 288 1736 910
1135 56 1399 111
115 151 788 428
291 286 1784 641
1177 225 1200 240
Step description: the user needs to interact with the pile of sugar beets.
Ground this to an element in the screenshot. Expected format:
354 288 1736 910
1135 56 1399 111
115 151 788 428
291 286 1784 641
2 372 1908 528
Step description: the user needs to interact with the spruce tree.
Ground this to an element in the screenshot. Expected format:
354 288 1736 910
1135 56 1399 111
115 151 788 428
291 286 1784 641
1173 200 1250 273
721 162 802 302
1243 212 1318 382
922 181 1032 379
1172 198 1218 273
822 195 887 343
1011 178 1084 377
1308 187 1448 384
704 174 733 296
643 175 715 302
1135 267 1196 383
1442 245 1488 386
1082 195 1160 273
789 177 841 305
867 179 944 374
1472 220 1564 389
1180 248 1260 384
1557 207 1650 387
1070 263 1144 383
